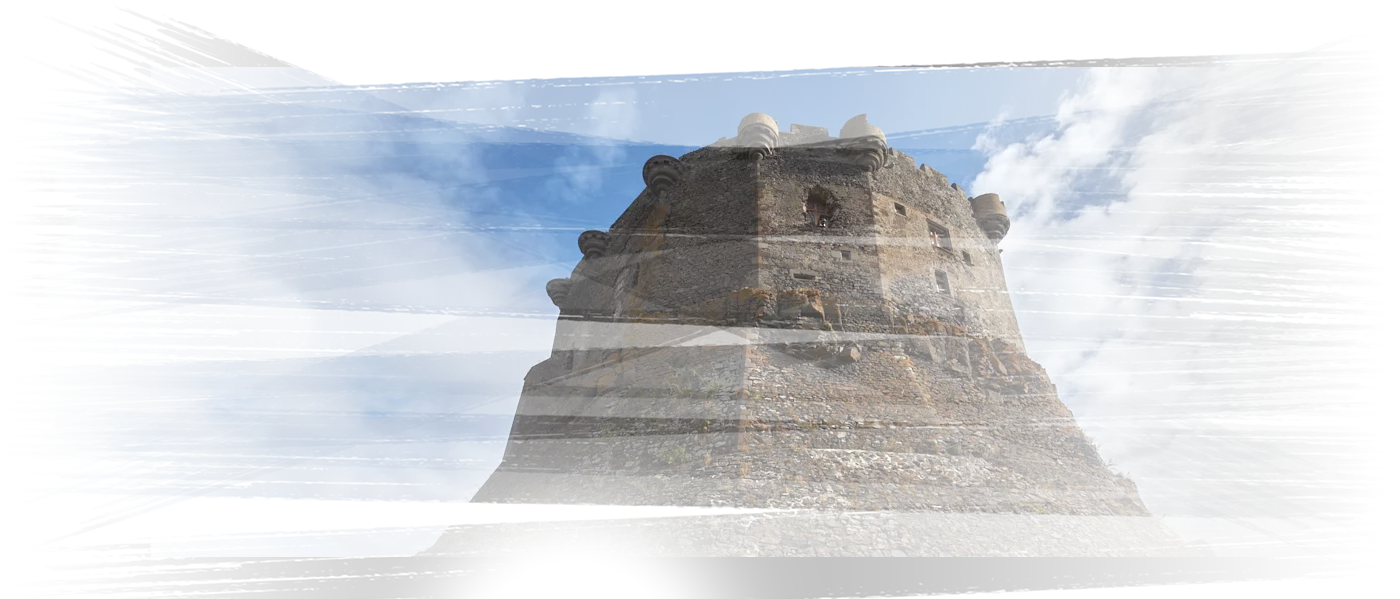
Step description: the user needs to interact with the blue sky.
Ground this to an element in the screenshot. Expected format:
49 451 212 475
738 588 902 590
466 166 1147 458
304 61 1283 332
5 48 1383 559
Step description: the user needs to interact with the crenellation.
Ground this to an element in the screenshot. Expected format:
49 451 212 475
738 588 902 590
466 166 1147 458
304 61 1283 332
470 112 1155 532
890 149 918 171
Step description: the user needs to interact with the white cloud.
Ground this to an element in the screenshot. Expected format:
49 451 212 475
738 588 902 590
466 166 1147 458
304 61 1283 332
546 86 641 202
968 43 1383 557
8 68 562 557
968 106 1013 155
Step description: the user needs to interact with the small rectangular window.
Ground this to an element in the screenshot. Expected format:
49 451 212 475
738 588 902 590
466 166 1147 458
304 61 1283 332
928 221 952 251
894 203 907 216
792 271 817 281
934 270 951 295
961 251 972 265
840 250 852 261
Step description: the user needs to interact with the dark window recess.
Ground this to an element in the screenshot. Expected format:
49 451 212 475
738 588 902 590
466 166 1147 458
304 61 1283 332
793 272 817 281
928 221 952 251
935 270 951 295
805 188 836 229
894 203 907 216
840 250 852 261
962 251 972 265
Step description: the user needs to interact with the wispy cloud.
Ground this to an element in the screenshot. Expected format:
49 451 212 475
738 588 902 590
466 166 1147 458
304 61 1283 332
546 86 641 202
968 42 1383 557
974 106 1019 155
411 67 532 177
8 68 560 557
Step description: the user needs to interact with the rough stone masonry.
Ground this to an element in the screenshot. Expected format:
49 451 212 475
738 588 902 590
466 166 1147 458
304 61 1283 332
428 114 1199 557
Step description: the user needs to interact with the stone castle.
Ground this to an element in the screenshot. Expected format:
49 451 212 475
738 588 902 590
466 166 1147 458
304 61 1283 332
428 113 1192 557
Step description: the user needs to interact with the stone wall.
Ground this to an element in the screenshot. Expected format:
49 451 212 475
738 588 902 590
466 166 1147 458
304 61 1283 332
733 333 1144 515
465 322 1173 554
868 151 1025 350
512 139 761 459
754 155 888 332
420 447 1198 557
610 149 761 317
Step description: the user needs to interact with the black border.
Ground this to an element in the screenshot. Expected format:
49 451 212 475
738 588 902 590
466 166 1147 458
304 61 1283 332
5 2 1383 587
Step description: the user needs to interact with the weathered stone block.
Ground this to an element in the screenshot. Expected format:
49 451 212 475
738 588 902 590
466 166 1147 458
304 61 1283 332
834 344 856 363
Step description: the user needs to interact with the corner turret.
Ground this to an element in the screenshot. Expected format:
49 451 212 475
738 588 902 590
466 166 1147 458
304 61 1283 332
840 113 884 172
970 193 1010 241
577 230 611 259
739 112 784 161
543 278 571 309
642 154 683 198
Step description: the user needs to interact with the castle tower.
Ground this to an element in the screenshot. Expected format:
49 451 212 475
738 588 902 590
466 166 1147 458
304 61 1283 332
437 114 1191 557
